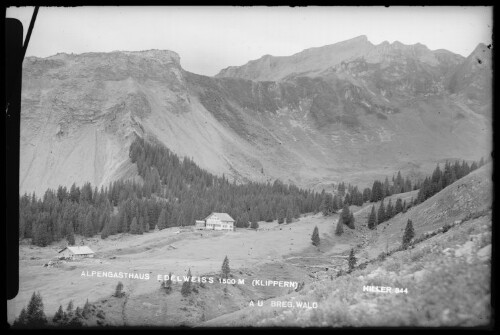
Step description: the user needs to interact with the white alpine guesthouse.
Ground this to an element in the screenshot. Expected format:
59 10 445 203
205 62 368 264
197 212 235 231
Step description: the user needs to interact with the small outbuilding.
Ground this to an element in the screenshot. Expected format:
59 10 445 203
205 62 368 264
58 246 95 259
195 220 206 230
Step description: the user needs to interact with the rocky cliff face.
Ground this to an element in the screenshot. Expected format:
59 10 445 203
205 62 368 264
20 40 492 195
446 43 492 118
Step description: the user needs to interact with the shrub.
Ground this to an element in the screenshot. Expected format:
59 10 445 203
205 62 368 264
114 282 124 298
348 249 357 273
378 251 389 261
181 281 191 297
311 226 320 246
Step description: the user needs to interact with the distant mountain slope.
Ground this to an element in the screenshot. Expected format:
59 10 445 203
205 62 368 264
20 38 492 195
217 35 376 81
216 35 465 83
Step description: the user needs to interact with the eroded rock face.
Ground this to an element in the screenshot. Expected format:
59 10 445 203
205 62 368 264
20 40 492 195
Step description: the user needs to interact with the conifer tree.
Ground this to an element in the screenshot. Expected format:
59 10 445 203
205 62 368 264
250 220 259 229
320 196 329 216
130 217 142 234
239 211 250 227
181 281 191 297
332 195 340 212
163 272 173 294
341 204 351 226
181 269 192 296
348 249 357 273
405 177 412 193
348 212 355 229
311 226 320 246
100 222 109 240
221 256 230 279
285 205 293 223
386 199 394 219
67 229 75 246
343 193 351 206
25 291 47 327
141 215 149 233
383 177 391 197
109 215 118 235
377 199 386 224
66 300 74 315
335 216 344 236
395 198 403 214
367 205 377 230
53 305 64 323
75 307 83 319
370 180 383 202
402 219 415 249
13 307 28 327
362 188 371 203
82 299 91 319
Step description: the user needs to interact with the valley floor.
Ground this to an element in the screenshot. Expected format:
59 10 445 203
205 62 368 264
8 212 352 325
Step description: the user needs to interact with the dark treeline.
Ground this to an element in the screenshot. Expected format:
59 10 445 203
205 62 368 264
416 158 485 204
128 137 323 227
368 171 414 203
19 133 488 247
319 169 414 216
20 137 328 246
366 158 486 229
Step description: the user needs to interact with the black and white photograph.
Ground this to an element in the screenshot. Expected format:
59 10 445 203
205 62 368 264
6 6 493 328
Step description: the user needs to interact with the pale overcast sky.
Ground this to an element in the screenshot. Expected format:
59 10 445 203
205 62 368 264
6 6 492 76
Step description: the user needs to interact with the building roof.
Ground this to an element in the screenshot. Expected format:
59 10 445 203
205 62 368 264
204 212 235 222
58 246 95 255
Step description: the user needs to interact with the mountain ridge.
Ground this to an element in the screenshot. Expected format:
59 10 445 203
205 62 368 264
19 37 492 195
215 36 474 82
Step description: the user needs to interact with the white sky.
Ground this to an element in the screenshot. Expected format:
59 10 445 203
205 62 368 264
6 6 493 76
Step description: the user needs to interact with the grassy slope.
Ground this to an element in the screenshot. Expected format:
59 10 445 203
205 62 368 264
203 164 492 327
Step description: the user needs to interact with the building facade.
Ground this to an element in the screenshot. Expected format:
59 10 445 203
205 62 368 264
200 212 235 231
58 246 95 259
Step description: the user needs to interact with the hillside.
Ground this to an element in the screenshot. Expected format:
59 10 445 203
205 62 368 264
202 164 492 327
365 162 492 258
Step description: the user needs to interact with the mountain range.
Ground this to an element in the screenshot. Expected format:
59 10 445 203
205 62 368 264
20 35 492 195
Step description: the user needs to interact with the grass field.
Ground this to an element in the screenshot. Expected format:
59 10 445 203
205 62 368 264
8 212 352 324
